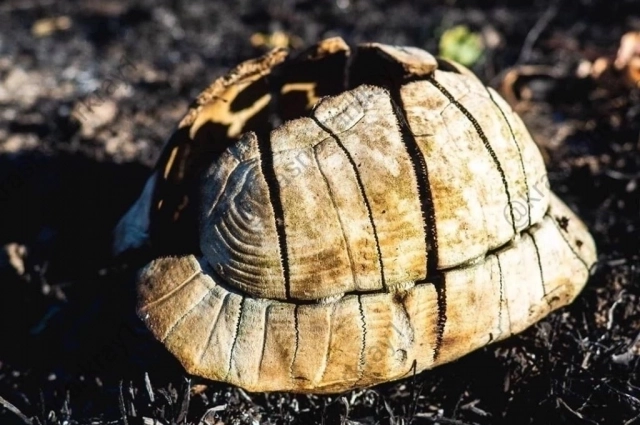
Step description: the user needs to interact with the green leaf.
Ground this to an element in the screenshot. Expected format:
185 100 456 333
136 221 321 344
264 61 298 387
438 25 485 67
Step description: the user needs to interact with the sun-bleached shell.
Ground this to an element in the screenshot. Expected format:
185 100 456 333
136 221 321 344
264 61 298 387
118 37 597 393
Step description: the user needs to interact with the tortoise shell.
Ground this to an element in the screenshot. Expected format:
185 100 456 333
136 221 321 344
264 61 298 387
114 37 597 393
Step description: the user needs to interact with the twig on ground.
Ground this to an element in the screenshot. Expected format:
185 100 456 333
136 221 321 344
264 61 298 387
461 400 490 417
0 395 33 425
607 290 627 330
197 405 227 425
557 398 599 425
119 380 129 425
517 2 560 64
624 413 640 425
176 377 191 424
414 411 480 425
145 372 155 403
612 331 640 365
236 388 253 403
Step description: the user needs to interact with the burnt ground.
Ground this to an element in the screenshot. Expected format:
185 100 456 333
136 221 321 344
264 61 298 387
0 0 640 424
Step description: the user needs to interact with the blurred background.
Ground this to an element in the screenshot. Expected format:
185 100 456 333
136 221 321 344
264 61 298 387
1 0 640 424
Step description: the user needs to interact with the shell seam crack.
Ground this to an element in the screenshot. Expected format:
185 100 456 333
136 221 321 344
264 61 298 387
161 288 212 344
386 78 444 360
225 297 244 380
310 114 387 290
256 304 270 382
140 269 202 311
356 296 366 382
317 302 337 384
312 144 359 288
289 305 300 380
196 292 229 367
257 129 291 298
427 74 518 236
486 87 531 228
527 228 550 305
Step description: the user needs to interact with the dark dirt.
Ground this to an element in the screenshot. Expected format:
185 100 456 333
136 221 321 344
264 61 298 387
1 0 640 424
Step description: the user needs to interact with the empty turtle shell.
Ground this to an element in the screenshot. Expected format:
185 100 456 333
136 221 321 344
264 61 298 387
114 37 597 393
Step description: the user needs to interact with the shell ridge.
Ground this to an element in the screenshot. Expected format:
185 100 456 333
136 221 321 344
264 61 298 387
215 217 264 260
